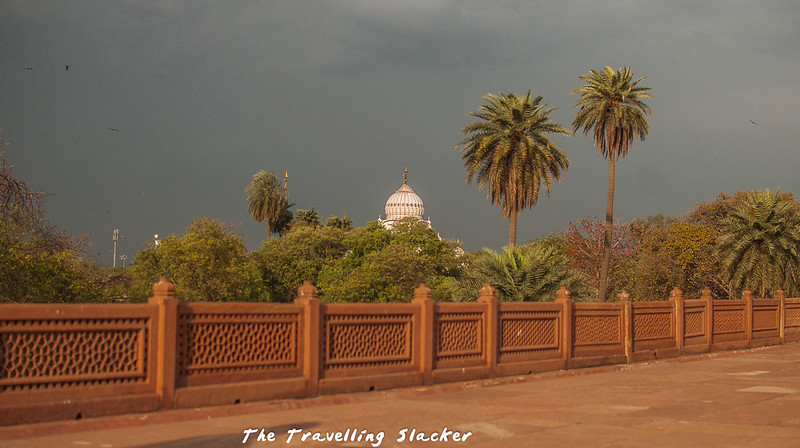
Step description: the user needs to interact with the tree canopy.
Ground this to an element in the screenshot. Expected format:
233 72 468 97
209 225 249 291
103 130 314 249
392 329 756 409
131 217 261 301
445 241 594 302
246 170 292 238
0 149 107 303
717 190 800 297
455 90 571 246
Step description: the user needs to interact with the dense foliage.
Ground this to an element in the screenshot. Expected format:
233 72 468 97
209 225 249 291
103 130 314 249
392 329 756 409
4 186 800 303
565 217 639 295
0 150 112 303
252 222 349 301
444 240 595 302
131 217 261 301
316 219 463 302
716 190 800 298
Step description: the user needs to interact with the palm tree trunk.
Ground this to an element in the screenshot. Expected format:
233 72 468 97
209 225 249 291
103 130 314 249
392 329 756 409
508 209 518 247
598 156 615 301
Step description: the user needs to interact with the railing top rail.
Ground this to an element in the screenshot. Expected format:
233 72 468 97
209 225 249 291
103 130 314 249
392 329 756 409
0 303 156 320
497 301 562 311
322 302 418 314
631 300 674 309
713 299 746 306
178 302 302 314
573 302 624 310
434 302 486 312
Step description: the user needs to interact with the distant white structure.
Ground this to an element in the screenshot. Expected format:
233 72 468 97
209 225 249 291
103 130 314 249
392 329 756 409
378 168 432 230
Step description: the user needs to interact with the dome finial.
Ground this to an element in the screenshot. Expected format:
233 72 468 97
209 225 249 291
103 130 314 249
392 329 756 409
403 166 408 184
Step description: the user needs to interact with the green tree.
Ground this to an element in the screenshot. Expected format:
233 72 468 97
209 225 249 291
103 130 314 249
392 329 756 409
0 149 104 303
317 218 462 302
293 208 322 229
131 217 261 301
246 170 292 239
446 242 594 302
325 215 353 231
251 224 349 301
455 90 571 247
0 236 105 303
716 189 800 297
571 66 652 301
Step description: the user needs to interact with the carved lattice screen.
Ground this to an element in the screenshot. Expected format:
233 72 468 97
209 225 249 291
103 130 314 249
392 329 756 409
0 305 153 393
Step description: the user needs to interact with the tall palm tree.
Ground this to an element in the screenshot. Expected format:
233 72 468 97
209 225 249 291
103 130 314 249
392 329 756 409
246 170 291 239
717 189 800 298
571 66 652 301
455 90 571 246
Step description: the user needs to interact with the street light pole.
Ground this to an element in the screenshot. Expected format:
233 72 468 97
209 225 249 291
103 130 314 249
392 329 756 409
113 229 119 268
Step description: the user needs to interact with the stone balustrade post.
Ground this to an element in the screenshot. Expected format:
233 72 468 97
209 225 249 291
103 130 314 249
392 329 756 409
776 289 786 343
669 287 685 352
412 284 434 385
147 277 178 409
701 287 713 351
618 290 633 363
295 281 321 396
554 286 573 369
743 289 754 346
477 283 498 378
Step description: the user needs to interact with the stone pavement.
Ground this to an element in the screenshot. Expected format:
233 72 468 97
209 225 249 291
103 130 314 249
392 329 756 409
2 344 800 448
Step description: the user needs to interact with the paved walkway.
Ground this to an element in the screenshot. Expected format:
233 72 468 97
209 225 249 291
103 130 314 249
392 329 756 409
2 344 800 448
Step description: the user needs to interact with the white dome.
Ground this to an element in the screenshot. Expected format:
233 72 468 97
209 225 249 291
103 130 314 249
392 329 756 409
384 182 424 221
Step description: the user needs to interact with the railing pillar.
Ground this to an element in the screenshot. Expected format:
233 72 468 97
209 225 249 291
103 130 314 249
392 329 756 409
554 286 573 369
619 290 633 363
477 283 498 378
295 281 321 397
777 289 786 343
412 284 434 385
702 287 713 350
148 277 178 410
743 289 754 346
669 287 685 353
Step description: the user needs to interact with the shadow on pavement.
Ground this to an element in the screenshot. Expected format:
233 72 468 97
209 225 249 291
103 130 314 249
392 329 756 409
132 421 322 448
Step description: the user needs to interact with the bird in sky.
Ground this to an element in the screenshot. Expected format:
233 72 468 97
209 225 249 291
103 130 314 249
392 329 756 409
749 119 758 126
108 127 120 132
65 65 70 71
25 66 33 71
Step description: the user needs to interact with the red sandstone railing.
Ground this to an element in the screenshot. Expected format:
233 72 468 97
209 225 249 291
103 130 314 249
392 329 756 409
2 278 800 426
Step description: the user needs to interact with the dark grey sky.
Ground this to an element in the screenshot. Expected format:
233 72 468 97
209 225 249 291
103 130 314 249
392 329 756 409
2 1 799 264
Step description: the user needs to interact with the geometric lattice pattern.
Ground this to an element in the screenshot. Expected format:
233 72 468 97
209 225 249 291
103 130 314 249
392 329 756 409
713 309 744 334
324 314 412 370
500 312 558 352
633 312 672 340
0 319 147 391
574 314 621 346
436 313 482 362
178 313 298 376
786 307 800 327
684 311 705 337
752 308 778 331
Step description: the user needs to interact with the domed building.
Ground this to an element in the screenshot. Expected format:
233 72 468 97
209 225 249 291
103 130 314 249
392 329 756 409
378 168 432 230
